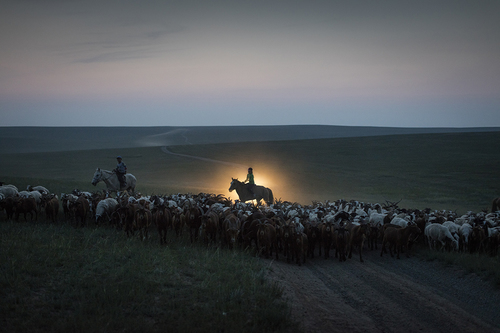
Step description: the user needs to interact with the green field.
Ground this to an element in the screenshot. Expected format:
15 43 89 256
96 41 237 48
1 130 499 213
2 127 500 332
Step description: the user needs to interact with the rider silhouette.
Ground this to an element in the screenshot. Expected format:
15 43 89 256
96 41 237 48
244 167 256 198
115 156 127 188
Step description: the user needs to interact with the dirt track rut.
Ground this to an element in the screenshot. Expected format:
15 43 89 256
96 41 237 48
265 250 500 333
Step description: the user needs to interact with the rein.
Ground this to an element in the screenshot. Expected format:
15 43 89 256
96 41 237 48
96 170 115 183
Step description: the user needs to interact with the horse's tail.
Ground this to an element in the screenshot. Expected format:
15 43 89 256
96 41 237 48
493 197 500 213
267 188 274 205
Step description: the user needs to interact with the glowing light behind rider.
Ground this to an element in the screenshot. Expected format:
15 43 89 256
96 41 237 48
225 166 282 204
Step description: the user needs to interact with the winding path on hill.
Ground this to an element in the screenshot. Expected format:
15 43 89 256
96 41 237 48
161 146 245 168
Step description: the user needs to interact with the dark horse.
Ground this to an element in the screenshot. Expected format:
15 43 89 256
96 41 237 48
228 178 274 206
492 197 500 213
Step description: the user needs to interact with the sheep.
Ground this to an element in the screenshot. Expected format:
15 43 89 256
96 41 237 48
0 185 19 198
484 213 499 227
26 190 43 212
27 185 50 195
369 212 386 226
1 184 18 191
454 212 474 226
368 212 386 250
442 221 461 246
458 223 472 252
390 215 411 228
425 223 458 251
486 226 500 255
95 198 119 225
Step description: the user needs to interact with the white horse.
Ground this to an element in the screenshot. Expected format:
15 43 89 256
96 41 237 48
91 168 136 194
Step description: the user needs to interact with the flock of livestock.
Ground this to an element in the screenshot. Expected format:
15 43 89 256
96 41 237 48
1 183 500 264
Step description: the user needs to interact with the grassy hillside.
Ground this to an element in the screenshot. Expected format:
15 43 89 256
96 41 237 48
167 132 500 213
1 131 499 213
2 125 499 153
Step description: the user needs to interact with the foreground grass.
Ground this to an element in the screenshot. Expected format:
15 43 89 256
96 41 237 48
0 222 300 333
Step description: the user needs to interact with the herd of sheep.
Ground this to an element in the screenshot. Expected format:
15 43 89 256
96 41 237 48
1 183 500 263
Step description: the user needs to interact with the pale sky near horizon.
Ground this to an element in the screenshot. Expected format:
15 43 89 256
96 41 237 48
1 0 499 128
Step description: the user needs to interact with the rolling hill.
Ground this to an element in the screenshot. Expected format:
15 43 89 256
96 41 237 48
1 125 499 153
1 126 499 213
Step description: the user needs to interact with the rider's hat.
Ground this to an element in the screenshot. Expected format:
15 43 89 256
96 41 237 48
248 167 253 171
117 156 122 159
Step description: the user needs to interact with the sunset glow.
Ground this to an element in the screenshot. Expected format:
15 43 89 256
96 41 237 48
1 1 499 128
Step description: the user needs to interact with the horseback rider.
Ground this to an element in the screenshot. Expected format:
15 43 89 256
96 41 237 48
115 156 127 188
244 167 256 198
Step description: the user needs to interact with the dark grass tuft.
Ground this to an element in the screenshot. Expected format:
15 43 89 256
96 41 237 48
0 222 302 333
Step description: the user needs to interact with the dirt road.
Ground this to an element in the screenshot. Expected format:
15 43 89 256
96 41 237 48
265 250 500 333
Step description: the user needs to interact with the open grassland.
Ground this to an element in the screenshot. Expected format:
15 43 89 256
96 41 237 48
1 130 500 332
0 221 299 333
2 131 498 214
167 131 500 213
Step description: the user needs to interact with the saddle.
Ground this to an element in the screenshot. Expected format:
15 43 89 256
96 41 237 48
116 173 127 188
246 183 257 198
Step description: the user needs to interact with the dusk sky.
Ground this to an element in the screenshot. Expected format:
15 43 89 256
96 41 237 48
1 1 499 128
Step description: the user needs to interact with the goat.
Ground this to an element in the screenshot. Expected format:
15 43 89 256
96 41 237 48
222 213 241 249
14 196 38 222
153 203 172 245
304 221 321 258
184 203 203 243
199 210 219 246
256 221 279 260
70 195 90 227
348 223 369 262
171 207 185 237
291 231 308 266
134 207 152 241
320 221 335 259
282 219 297 262
334 221 348 262
381 224 421 259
